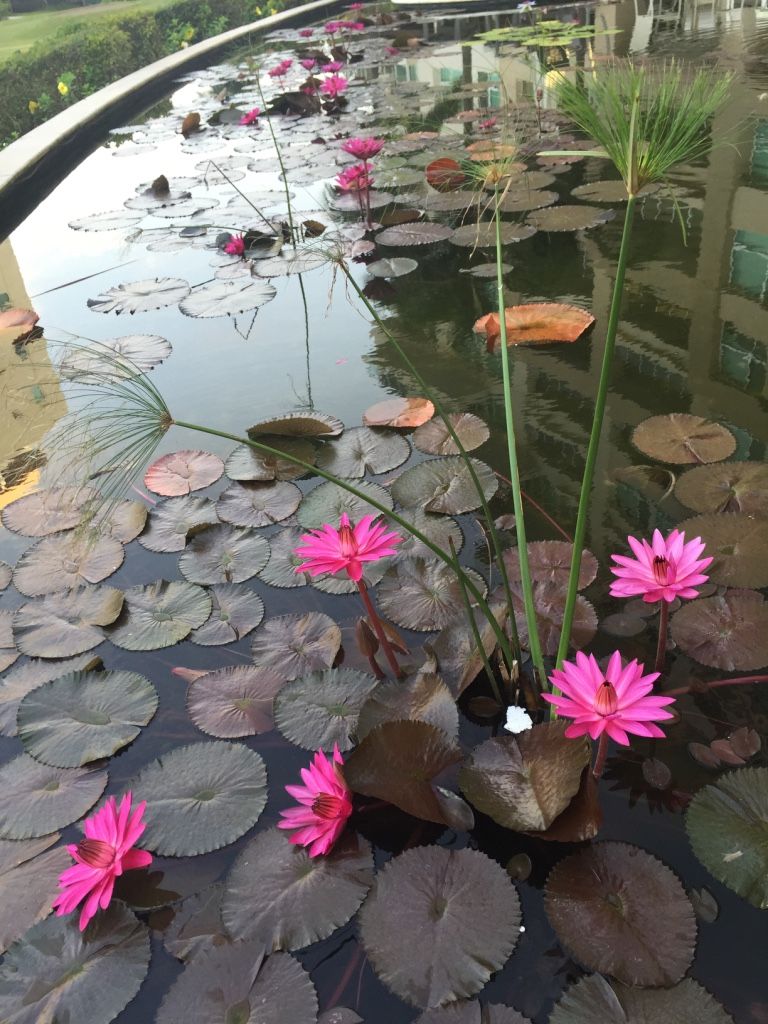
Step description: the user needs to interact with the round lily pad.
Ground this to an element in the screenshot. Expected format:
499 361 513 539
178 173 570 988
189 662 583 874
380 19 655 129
391 456 497 514
222 828 374 950
225 439 315 481
549 974 735 1024
0 754 107 839
248 412 343 439
545 842 696 986
376 222 454 246
91 500 148 543
17 669 157 767
502 541 598 591
449 221 537 247
180 278 277 317
397 509 464 559
632 414 736 464
107 580 211 651
297 480 393 529
678 513 768 588
416 1003 531 1023
367 257 419 278
497 188 558 213
686 767 768 909
251 612 342 680
357 672 459 741
127 741 267 856
273 668 379 751
0 654 99 737
412 413 489 456
216 480 302 527
513 583 597 656
2 486 96 537
187 666 284 738
59 334 172 378
179 525 270 584
189 584 264 645
675 461 768 515
316 427 411 478
571 180 661 203
0 836 71 955
359 846 521 1008
671 589 768 670
0 902 150 1024
14 586 124 658
474 303 595 350
258 527 310 588
0 563 10 590
363 397 435 429
13 533 125 597
0 611 17 673
144 450 224 496
377 557 487 632
527 205 614 231
138 495 219 553
87 277 190 314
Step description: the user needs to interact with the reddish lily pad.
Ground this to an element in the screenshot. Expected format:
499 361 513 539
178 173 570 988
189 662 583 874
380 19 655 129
187 665 284 738
473 303 595 351
363 397 435 429
671 590 768 670
632 414 736 465
2 486 96 537
377 557 487 632
144 450 224 496
425 157 466 191
502 541 597 591
0 307 39 330
527 205 614 231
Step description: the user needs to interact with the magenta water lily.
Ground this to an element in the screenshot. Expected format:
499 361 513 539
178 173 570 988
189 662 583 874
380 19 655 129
278 745 353 857
610 528 712 604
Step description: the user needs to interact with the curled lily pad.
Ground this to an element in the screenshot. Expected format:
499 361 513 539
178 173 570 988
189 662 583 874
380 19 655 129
678 513 768 588
377 557 487 632
14 586 124 658
502 541 597 590
189 584 264 645
225 439 315 481
0 836 71 955
686 766 768 909
671 590 768 670
273 668 378 751
391 456 497 514
222 829 374 950
297 479 393 529
416 1003 531 1023
527 205 614 231
544 842 696 986
614 464 676 502
216 480 302 527
139 495 219 553
316 427 411 478
550 974 735 1024
363 397 435 429
13 533 124 597
17 670 157 767
367 257 419 278
376 222 454 246
248 412 344 439
357 672 458 741
449 222 536 247
187 666 284 738
87 277 190 314
259 527 310 588
144 450 224 496
459 723 590 832
251 611 341 680
179 525 270 584
675 461 768 515
359 846 521 1008
0 654 99 737
412 413 489 456
179 278 277 317
0 754 107 839
2 486 96 537
107 580 211 650
128 741 267 856
473 303 595 350
632 414 736 465
0 902 150 1024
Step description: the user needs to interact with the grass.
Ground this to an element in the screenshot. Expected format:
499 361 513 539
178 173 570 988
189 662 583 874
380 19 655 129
0 0 179 64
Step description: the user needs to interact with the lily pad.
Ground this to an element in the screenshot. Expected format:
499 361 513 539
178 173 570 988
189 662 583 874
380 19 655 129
69 209 145 231
180 278 277 317
255 249 329 276
179 525 270 584
251 612 341 680
502 541 598 591
90 500 148 543
377 557 487 632
189 584 264 645
671 589 768 670
222 828 373 950
144 450 224 496
459 723 590 832
412 413 489 455
391 456 497 514
429 601 508 698
87 277 190 314
367 257 419 278
59 334 172 377
187 666 284 738
449 222 537 247
17 669 157 767
0 654 99 737
678 513 768 588
357 671 459 741
550 974 735 1024
14 586 124 658
13 532 124 597
497 188 558 213
139 495 219 553
527 205 613 231
258 527 310 588
162 883 229 962
316 426 411 478
363 397 435 428
359 846 521 1008
686 766 768 909
0 611 17 673
107 580 211 650
675 461 768 515
0 754 107 839
632 414 736 465
297 479 393 529
571 180 661 203
416 1003 531 1023
0 836 71 955
216 480 302 527
0 563 10 590
376 222 454 246
248 412 344 439
225 439 315 481
127 741 267 856
474 303 595 350
544 842 696 986
274 668 379 751
2 486 96 537
0 902 150 1024
513 583 597 656
397 509 464 559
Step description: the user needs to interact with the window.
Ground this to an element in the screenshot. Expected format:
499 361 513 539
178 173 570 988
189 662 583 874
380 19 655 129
719 322 767 395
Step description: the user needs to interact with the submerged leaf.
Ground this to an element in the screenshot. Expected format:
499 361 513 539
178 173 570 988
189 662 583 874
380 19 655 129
632 414 736 465
416 1002 531 1023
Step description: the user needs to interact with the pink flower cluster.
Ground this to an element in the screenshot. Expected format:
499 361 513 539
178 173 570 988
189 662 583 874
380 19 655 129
320 73 348 98
239 106 260 126
268 58 293 80
224 233 246 257
341 136 384 160
324 19 364 32
336 163 374 192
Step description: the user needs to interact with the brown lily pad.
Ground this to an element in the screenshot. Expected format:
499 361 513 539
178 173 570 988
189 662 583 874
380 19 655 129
675 461 768 516
144 450 224 496
671 589 768 670
363 397 435 428
473 303 595 351
502 541 597 591
550 974 736 1024
412 413 489 456
527 205 614 231
678 513 768 588
632 414 736 465
187 665 285 738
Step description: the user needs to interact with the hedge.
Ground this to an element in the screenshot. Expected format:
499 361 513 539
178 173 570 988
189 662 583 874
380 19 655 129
0 0 291 147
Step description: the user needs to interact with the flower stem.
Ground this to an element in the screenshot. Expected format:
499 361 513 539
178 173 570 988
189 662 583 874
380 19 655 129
592 732 610 780
357 580 402 678
664 675 768 697
450 536 505 708
255 77 297 248
555 194 638 670
655 600 669 675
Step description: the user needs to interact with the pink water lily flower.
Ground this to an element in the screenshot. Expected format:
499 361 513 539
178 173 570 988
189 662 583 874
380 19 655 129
53 793 152 931
239 106 260 125
341 136 384 159
322 60 345 73
278 745 353 856
300 57 317 70
320 73 348 98
544 651 675 745
224 233 246 256
336 163 374 191
294 512 399 581
299 27 314 37
609 528 712 604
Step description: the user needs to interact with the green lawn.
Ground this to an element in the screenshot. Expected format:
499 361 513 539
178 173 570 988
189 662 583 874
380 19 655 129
0 0 179 63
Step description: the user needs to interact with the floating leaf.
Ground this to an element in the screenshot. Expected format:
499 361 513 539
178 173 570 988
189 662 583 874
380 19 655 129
632 414 736 465
14 586 124 658
251 611 341 680
357 672 458 741
319 1010 364 1024
13 533 124 597
678 513 768 588
128 741 267 856
216 480 302 527
87 277 190 314
397 509 464 559
367 257 419 278
416 1002 532 1023
90 500 148 544
497 188 559 213
255 248 328 276
59 334 172 377
2 486 96 537
0 754 107 839
527 205 614 231
17 670 157 767
187 666 284 738
0 563 10 590
225 439 315 481
0 902 150 1024
162 883 229 962
297 479 393 529
189 584 264 645
376 222 454 246
0 655 99 737
144 450 224 496
729 726 761 759
179 525 270 584
513 583 597 656
425 157 466 191
503 541 597 591
377 557 487 632
675 461 768 516
274 668 378 751
571 180 661 203
614 464 676 502
473 303 595 350
222 829 373 950
412 413 489 456
0 836 70 955
429 601 508 698
363 396 435 428
259 527 310 588
686 767 768 910
449 222 537 247
549 973 735 1024
671 589 768 670
418 190 480 212
316 426 411 478
107 580 211 650
536 768 603 843
359 846 520 1008
460 723 589 831
391 456 498 514
180 278 277 317
0 611 17 673
69 210 144 232
248 411 344 438
545 842 696 986
139 495 219 553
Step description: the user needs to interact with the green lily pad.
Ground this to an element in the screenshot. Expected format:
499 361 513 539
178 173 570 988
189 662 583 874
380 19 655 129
17 670 157 767
357 671 459 741
2 486 97 537
273 668 379 751
13 532 125 597
377 557 487 632
632 414 736 465
107 580 211 650
258 527 310 588
216 480 302 527
297 479 393 529
675 461 768 515
678 513 768 588
449 221 537 247
0 654 100 737
367 257 419 278
187 666 285 738
251 612 342 680
0 902 150 1024
0 754 107 839
222 829 374 950
412 413 489 456
138 496 219 553
416 1003 531 1023
527 205 614 231
248 412 344 439
316 427 411 479
14 586 124 658
497 188 559 214
179 525 270 584
189 584 264 645
571 180 660 203
390 456 497 514
0 836 71 955
549 974 735 1024
162 882 229 962
671 589 768 671
359 846 521 1008
397 509 464 559
127 741 267 856
225 439 316 482
686 767 768 910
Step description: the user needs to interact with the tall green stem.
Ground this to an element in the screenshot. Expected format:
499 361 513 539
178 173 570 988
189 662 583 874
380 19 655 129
255 77 297 248
555 194 638 670
493 188 546 691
